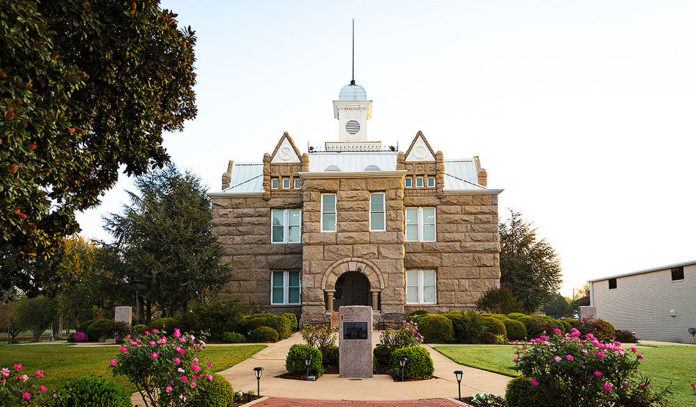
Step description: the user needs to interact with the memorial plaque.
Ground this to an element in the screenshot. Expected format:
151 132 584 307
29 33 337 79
114 306 133 327
578 306 597 322
338 305 372 378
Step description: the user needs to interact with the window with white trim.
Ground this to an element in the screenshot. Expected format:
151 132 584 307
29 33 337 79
282 178 290 189
271 178 279 189
405 177 412 188
370 193 386 231
406 269 436 304
271 271 301 305
427 177 435 188
294 178 302 189
271 209 301 243
321 194 336 232
416 177 424 187
405 207 436 242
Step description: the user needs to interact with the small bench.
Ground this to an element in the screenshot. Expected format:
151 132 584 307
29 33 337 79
301 312 330 328
377 313 408 330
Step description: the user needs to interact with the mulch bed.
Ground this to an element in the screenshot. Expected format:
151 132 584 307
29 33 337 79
460 397 503 407
232 394 259 406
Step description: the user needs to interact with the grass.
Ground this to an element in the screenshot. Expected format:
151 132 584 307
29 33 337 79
434 344 696 407
0 343 265 393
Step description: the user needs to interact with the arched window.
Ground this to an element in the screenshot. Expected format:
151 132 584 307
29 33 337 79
364 165 381 172
325 165 340 172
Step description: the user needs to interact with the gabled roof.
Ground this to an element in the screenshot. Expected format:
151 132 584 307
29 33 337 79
221 163 264 194
404 131 436 162
589 260 696 282
443 160 487 191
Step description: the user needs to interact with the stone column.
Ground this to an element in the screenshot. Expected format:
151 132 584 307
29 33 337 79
326 290 335 312
371 290 380 312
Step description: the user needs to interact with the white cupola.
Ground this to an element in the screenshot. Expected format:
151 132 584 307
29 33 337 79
333 81 373 143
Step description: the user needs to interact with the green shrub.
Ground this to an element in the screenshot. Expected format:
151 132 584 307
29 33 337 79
54 376 131 407
615 329 637 343
506 313 527 320
521 316 558 338
390 347 434 380
577 319 615 343
78 318 97 333
503 319 527 341
282 313 298 331
505 376 569 407
480 331 503 344
408 310 429 324
243 313 291 339
285 344 323 377
85 319 115 341
223 332 246 343
481 316 507 338
476 287 524 314
149 317 178 332
321 345 339 368
113 322 130 342
177 299 246 342
561 318 578 329
418 315 454 343
190 373 234 407
451 311 484 344
243 313 274 331
374 344 393 367
131 324 148 335
444 311 463 320
560 320 571 333
249 326 279 342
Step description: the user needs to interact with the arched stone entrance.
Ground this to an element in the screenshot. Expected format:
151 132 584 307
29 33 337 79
321 258 384 312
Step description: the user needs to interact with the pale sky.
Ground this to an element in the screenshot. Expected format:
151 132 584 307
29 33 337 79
76 0 696 297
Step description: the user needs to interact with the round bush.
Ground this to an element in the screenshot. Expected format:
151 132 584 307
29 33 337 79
374 344 393 367
451 312 485 344
54 376 131 407
562 318 578 329
190 373 234 407
505 375 569 407
481 316 507 337
131 324 148 335
149 317 178 332
223 332 246 343
560 320 572 333
521 316 557 338
264 314 292 339
390 346 434 380
614 329 638 343
282 313 298 331
444 311 463 320
577 319 615 343
85 319 115 341
249 326 279 342
285 344 323 377
322 345 339 368
480 331 501 344
503 319 527 341
507 312 527 320
73 331 88 342
418 315 454 343
243 313 274 331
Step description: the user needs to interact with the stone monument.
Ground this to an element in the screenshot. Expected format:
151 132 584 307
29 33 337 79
338 305 373 378
578 306 597 321
114 306 133 327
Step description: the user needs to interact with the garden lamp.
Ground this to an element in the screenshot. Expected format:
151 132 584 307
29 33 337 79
253 367 263 397
454 370 463 400
399 357 408 382
304 356 313 379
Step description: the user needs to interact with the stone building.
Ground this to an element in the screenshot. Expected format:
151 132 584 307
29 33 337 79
209 80 503 319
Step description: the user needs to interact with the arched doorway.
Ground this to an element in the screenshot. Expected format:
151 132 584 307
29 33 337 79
333 271 370 309
321 258 385 312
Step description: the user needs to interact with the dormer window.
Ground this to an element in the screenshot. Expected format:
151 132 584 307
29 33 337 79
365 165 380 172
325 165 340 172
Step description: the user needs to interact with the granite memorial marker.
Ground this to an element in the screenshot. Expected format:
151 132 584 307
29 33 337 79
115 306 133 327
338 305 373 378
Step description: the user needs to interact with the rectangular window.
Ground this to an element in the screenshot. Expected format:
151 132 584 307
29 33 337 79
294 178 302 189
271 178 279 189
671 267 684 281
405 177 412 188
416 177 424 187
370 193 386 231
271 209 301 243
427 177 435 188
321 194 337 232
405 207 436 242
406 270 437 304
608 278 617 289
271 271 301 305
282 178 290 189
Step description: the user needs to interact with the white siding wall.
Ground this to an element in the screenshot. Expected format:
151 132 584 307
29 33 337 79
592 265 696 343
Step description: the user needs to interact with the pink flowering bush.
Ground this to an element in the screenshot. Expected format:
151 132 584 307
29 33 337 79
0 363 50 407
509 328 670 406
378 322 424 349
301 324 337 351
72 332 88 342
111 328 214 406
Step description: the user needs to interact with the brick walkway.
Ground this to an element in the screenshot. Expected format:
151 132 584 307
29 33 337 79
253 398 463 406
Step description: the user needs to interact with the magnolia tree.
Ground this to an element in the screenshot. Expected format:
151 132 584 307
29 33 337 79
111 328 213 406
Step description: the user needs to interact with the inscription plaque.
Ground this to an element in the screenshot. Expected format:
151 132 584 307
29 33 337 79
343 322 368 340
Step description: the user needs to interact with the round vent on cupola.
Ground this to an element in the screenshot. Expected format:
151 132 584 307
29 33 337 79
346 120 360 134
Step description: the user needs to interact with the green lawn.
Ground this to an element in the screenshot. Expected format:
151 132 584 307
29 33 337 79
434 344 696 407
0 343 265 393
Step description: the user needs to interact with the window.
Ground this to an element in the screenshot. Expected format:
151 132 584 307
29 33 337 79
294 178 302 189
671 267 684 281
427 177 435 188
325 165 340 171
608 278 617 289
416 177 424 187
370 193 386 231
405 207 436 242
282 178 290 189
271 209 301 243
406 270 437 304
405 177 412 188
321 194 337 232
271 271 301 305
365 165 381 171
271 178 279 189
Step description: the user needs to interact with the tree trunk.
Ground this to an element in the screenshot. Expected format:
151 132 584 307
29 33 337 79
145 300 152 324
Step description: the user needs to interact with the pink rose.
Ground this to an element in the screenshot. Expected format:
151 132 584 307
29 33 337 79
110 360 117 366
120 347 128 353
40 386 46 393
174 357 181 365
191 382 197 388
22 392 31 400
637 353 644 360
181 376 188 383
166 386 173 393
35 370 44 378
553 356 562 363
208 362 213 368
531 378 539 387
594 371 603 377
604 384 612 391
14 364 23 371
566 355 573 361
151 352 159 359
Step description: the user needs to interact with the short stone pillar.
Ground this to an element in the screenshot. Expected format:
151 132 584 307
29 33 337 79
338 305 373 378
115 306 133 327
578 306 597 321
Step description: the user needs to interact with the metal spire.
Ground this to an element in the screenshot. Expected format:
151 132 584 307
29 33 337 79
351 19 355 85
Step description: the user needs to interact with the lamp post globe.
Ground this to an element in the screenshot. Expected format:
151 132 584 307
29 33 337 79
399 357 408 382
253 367 263 396
453 370 464 400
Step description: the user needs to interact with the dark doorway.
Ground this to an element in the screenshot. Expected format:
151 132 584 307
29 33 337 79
333 271 370 310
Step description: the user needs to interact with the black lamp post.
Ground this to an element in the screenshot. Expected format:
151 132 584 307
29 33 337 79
253 367 263 397
399 357 408 382
304 356 313 380
453 370 463 400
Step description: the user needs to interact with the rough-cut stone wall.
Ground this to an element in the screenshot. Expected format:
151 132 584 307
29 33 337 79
211 195 303 315
403 192 500 314
300 176 406 315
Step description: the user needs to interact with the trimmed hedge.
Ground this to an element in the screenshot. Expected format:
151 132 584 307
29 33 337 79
85 319 115 341
451 311 485 344
282 313 298 331
131 324 148 335
505 375 569 407
223 332 246 343
149 317 178 332
177 299 246 342
562 318 578 329
249 326 279 342
577 319 615 343
408 310 430 324
614 329 637 343
418 314 454 343
286 344 323 377
322 345 339 368
374 344 393 367
506 313 527 321
54 376 131 407
503 319 527 341
190 373 234 407
390 346 434 380
243 314 291 339
481 316 507 337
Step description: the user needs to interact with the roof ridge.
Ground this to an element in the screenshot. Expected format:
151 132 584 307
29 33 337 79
444 172 486 189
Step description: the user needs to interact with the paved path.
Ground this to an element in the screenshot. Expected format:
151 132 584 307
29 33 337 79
217 332 510 401
251 397 467 406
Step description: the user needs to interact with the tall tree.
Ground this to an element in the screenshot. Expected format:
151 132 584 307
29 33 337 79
542 293 573 319
14 295 57 341
105 165 231 319
499 210 562 312
0 1 197 278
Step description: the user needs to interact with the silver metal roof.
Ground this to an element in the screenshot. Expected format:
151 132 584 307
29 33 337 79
443 160 486 190
338 84 367 101
589 260 696 283
221 163 264 194
308 152 398 172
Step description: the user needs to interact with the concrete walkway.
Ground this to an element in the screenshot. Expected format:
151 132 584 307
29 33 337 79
250 397 469 406
217 332 510 401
